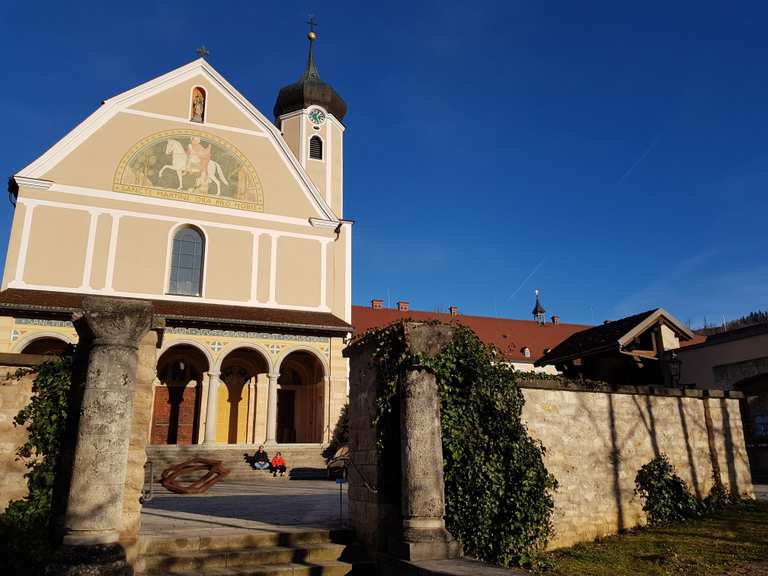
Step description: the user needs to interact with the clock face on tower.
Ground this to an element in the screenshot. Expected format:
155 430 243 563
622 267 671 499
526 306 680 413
308 108 327 126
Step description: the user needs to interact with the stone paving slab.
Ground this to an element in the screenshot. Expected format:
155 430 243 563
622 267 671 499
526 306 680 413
140 478 349 536
400 558 529 575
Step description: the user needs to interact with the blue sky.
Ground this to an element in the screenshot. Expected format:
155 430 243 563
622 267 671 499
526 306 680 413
2 1 766 327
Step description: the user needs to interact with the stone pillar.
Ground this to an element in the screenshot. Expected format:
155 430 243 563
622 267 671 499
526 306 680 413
246 378 256 444
197 377 208 444
204 371 220 444
254 373 269 444
393 365 459 560
50 296 153 576
266 372 279 444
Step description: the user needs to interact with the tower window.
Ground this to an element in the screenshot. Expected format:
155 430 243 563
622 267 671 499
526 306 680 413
309 135 323 160
168 227 204 296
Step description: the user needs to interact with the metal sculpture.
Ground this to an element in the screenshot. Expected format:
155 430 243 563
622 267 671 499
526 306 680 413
160 457 230 494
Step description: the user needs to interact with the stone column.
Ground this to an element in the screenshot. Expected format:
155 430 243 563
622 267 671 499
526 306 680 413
246 378 256 444
50 296 153 576
393 365 459 561
197 377 208 444
203 371 220 444
266 372 279 444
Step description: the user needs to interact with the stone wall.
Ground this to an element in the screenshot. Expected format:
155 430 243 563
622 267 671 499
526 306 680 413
519 381 754 548
0 353 53 511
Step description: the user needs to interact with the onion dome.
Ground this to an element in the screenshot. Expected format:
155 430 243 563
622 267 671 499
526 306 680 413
274 31 347 122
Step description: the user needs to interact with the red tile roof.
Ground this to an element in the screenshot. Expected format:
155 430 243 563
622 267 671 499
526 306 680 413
351 305 590 363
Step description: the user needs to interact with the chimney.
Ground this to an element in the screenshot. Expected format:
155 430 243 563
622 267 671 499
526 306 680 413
371 299 384 309
397 301 409 312
449 305 458 316
551 315 560 325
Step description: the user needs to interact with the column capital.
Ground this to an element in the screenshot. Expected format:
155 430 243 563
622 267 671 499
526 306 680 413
268 372 280 381
73 296 153 348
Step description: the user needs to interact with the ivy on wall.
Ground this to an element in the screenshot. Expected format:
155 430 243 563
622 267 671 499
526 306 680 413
370 323 557 567
0 357 72 575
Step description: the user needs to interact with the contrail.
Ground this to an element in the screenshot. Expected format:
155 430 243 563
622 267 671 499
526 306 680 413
617 136 659 184
508 257 546 301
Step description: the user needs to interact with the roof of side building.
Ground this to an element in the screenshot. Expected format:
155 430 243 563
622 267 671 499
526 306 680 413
351 305 590 363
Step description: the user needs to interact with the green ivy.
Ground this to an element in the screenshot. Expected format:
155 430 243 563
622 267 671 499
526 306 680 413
634 454 703 525
370 323 557 567
0 357 72 575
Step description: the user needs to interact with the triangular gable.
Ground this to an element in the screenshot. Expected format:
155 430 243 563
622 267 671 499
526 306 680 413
617 308 694 347
16 59 338 222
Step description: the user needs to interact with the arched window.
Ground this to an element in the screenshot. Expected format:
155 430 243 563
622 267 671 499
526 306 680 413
168 227 204 296
309 135 323 160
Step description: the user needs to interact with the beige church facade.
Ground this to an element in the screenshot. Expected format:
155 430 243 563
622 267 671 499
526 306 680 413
0 37 352 450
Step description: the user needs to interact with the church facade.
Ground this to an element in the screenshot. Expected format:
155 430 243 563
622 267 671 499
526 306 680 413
0 34 351 449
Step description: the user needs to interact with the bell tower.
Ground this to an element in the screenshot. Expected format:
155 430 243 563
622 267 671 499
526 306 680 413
274 28 347 217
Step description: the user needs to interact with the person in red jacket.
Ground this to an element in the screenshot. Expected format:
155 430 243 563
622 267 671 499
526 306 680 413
270 452 287 477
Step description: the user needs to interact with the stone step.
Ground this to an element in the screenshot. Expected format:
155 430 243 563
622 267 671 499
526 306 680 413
139 528 351 556
163 559 375 575
140 543 348 573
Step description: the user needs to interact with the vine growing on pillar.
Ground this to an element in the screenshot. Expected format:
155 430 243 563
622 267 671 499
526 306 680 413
0 357 72 574
369 322 557 568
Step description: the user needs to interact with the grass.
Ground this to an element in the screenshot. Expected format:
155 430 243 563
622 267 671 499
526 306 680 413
544 500 768 576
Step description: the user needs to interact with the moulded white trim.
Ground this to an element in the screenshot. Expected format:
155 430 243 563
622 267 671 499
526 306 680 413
44 183 317 228
250 232 260 303
14 177 53 190
308 218 338 229
212 341 274 374
344 222 352 323
16 59 339 222
120 108 270 138
81 211 101 289
14 204 35 284
17 197 335 243
6 281 333 313
159 338 215 371
104 214 122 291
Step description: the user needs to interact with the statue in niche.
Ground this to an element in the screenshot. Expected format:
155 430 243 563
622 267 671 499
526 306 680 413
191 87 206 123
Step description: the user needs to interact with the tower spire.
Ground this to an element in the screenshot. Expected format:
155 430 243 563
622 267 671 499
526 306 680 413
303 16 320 81
532 289 546 324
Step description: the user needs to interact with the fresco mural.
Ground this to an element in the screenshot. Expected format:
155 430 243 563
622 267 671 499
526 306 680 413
114 130 264 211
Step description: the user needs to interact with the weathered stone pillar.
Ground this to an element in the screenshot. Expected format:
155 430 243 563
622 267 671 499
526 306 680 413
394 363 459 560
50 296 153 576
203 371 220 444
266 373 279 443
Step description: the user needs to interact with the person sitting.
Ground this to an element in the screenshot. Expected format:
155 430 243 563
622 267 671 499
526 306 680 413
270 452 287 477
251 446 270 471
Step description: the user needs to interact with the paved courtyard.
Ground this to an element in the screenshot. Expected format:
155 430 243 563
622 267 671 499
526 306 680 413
140 477 349 537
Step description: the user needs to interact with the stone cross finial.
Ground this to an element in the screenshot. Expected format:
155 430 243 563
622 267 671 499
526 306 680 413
196 45 210 59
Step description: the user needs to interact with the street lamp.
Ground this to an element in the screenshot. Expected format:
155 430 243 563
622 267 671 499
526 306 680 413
667 351 682 387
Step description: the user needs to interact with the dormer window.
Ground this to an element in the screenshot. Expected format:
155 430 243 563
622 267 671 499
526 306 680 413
309 135 323 160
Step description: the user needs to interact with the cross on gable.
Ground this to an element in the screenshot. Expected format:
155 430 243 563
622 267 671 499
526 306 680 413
196 45 210 59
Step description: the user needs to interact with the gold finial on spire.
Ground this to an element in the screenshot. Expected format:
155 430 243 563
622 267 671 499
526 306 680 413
306 15 318 40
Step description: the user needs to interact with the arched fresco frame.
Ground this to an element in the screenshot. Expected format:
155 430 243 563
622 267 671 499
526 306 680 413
113 129 264 212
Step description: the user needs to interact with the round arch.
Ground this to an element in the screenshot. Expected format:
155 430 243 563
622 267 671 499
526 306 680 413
274 345 329 377
160 339 214 372
275 347 328 444
151 343 211 445
213 341 274 374
13 332 76 354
